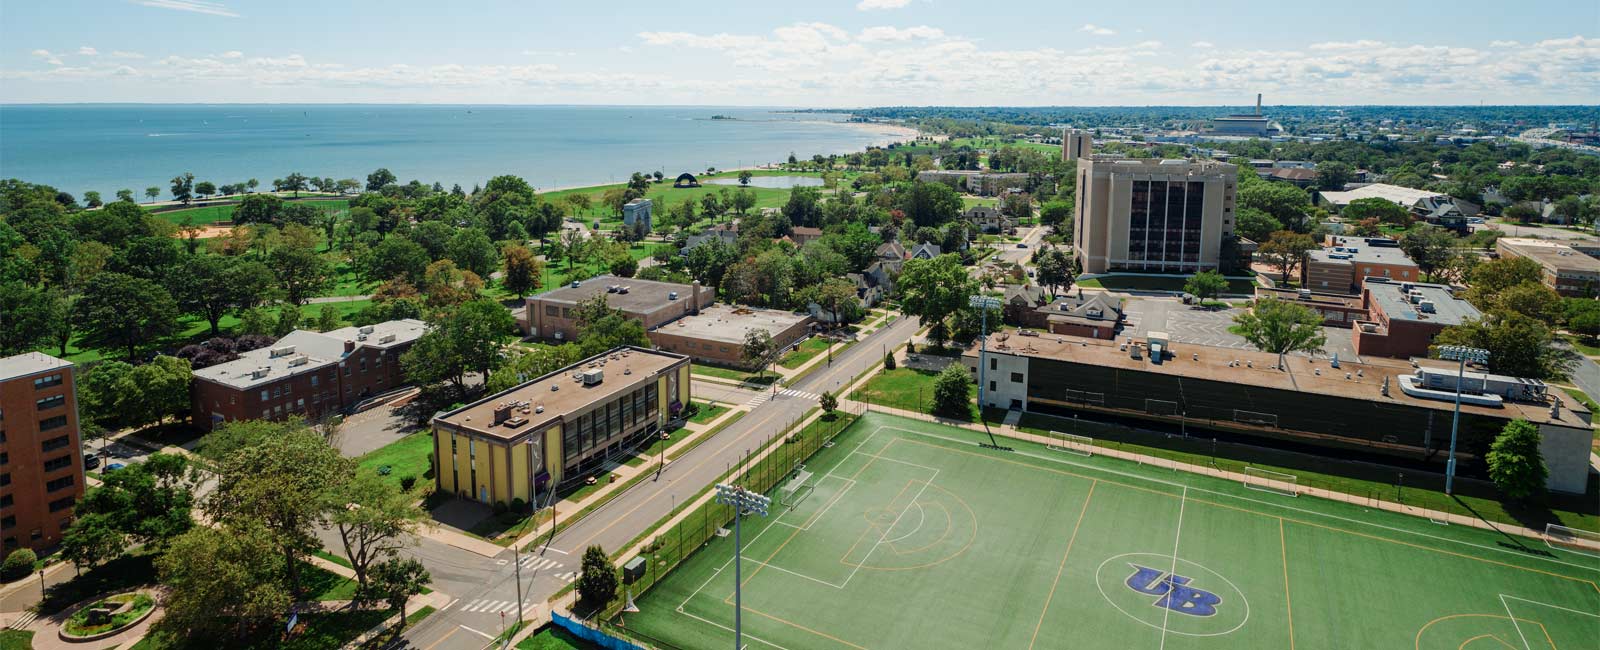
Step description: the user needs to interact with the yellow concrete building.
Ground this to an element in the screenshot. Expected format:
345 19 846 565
431 346 690 506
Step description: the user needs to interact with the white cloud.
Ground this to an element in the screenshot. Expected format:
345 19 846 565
31 49 63 65
857 0 911 10
523 50 577 58
221 50 244 59
111 50 145 59
1192 41 1215 49
133 0 239 18
858 26 945 42
1308 40 1384 51
78 46 98 56
1079 24 1115 36
1491 40 1520 47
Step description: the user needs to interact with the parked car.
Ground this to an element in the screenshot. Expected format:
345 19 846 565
83 453 101 470
1015 242 1028 248
104 462 126 472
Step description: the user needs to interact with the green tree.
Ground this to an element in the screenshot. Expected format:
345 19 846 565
1233 298 1327 367
1039 200 1073 229
1185 270 1230 303
1491 283 1563 326
0 280 57 355
82 190 103 208
316 304 342 331
332 469 423 596
76 271 179 360
194 181 216 199
1034 246 1074 298
1258 231 1317 284
899 181 963 228
116 189 134 202
156 523 290 641
738 170 753 185
402 299 517 389
144 186 160 203
178 255 271 335
170 172 195 205
363 235 431 285
274 303 302 336
204 425 350 598
60 513 124 569
367 168 398 191
1435 315 1567 380
571 295 650 357
577 545 618 608
1237 177 1309 228
819 390 838 414
485 343 585 393
931 362 973 419
64 452 198 567
1344 197 1411 227
446 228 499 278
238 306 274 336
742 328 776 377
0 549 35 582
1233 207 1283 242
1485 419 1547 502
270 246 333 306
1397 225 1458 281
365 558 431 628
1504 202 1541 224
1466 257 1544 308
501 243 542 299
782 186 824 228
897 254 976 344
1315 161 1353 191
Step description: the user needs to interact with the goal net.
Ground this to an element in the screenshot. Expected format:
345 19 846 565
779 470 815 510
1233 409 1279 428
1242 466 1297 497
1545 524 1600 558
1144 399 1180 416
1047 431 1094 457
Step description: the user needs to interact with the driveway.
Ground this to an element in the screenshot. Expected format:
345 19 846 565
333 402 417 458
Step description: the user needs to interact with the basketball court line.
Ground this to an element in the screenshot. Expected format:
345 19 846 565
1158 486 1189 650
875 423 1600 579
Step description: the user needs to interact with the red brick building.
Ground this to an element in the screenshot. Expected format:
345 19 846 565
1352 280 1481 359
1 352 85 553
649 304 814 368
190 319 425 429
522 276 715 342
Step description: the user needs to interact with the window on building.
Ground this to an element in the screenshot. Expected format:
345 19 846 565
990 358 997 370
360 358 367 373
46 475 74 492
43 455 71 473
0 473 9 487
49 497 74 513
546 305 560 317
297 398 305 409
311 375 319 387
33 374 63 389
39 416 68 432
1010 372 1024 383
0 494 11 509
41 434 69 451
261 389 270 401
35 395 66 411
0 452 8 465
262 410 270 419
989 381 996 392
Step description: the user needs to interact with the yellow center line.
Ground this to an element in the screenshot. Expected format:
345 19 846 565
1028 480 1097 650
1280 518 1296 650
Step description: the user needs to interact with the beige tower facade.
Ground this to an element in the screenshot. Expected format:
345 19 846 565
1073 158 1238 274
1062 129 1093 161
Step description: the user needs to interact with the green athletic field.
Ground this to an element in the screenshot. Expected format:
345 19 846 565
624 412 1600 650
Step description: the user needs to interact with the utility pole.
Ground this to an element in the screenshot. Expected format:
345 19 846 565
715 483 771 650
1438 346 1489 495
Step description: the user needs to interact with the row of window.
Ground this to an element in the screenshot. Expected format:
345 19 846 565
41 434 70 452
46 475 73 492
33 373 63 390
563 383 659 462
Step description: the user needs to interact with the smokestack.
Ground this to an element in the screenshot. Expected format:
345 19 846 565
1256 94 1262 116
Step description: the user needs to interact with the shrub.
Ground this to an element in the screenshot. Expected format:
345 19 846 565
399 476 417 492
510 497 527 513
492 500 508 515
884 353 896 370
931 363 973 419
1 548 37 581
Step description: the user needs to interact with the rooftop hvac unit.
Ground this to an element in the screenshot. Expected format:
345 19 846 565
270 345 295 358
669 291 678 300
378 334 396 344
1418 300 1436 313
251 367 270 379
359 325 375 335
580 369 604 386
287 355 309 367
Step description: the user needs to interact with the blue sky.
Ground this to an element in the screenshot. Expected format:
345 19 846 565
1 0 1596 105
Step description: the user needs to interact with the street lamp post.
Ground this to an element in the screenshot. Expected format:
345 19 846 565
715 483 770 650
969 295 1004 449
1437 345 1490 495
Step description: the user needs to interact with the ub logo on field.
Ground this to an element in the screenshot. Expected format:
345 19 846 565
1124 564 1223 617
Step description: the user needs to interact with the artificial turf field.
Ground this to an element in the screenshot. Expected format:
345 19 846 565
624 412 1600 650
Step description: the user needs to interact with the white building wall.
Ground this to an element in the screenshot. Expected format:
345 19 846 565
1537 422 1593 494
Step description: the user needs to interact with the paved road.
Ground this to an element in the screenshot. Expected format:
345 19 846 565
1560 344 1600 403
398 314 920 650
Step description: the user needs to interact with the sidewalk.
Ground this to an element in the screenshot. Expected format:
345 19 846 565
854 402 1561 543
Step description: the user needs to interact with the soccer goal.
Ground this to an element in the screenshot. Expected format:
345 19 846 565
778 469 815 511
1233 409 1280 428
1242 466 1297 497
1047 431 1094 457
1545 523 1600 558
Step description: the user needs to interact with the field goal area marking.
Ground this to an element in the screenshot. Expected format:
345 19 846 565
871 422 1600 578
1499 593 1600 650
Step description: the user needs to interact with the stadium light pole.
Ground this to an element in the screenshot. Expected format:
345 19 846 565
1437 345 1489 495
970 295 1004 449
716 483 770 650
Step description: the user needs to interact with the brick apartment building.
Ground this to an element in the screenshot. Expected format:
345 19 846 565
1 352 85 553
1352 279 1481 359
522 275 715 341
1495 238 1600 298
649 304 814 368
190 319 425 429
1302 237 1419 294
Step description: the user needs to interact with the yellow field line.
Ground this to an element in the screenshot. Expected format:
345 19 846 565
1028 480 1097 650
741 604 869 650
1280 518 1296 650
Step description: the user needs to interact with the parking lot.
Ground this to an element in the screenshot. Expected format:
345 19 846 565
1122 298 1361 361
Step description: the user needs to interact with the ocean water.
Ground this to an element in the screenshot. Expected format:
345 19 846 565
0 105 900 200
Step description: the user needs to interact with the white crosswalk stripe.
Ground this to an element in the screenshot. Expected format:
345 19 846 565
518 556 562 572
556 571 580 583
6 611 39 629
745 388 818 408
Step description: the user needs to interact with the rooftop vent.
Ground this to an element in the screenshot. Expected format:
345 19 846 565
503 416 528 429
581 369 604 386
535 405 544 414
287 355 310 367
269 345 296 358
607 285 619 293
359 325 375 335
492 402 513 425
251 367 270 379
379 333 396 344
1418 300 1436 313
669 292 679 300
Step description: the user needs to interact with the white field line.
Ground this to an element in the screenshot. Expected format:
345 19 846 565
841 469 938 590
1158 486 1189 650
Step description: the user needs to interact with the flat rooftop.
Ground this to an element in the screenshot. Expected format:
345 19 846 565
1308 240 1418 267
326 319 427 350
435 346 688 441
968 331 1586 428
529 275 700 313
1499 239 1600 272
1365 280 1479 326
1256 287 1364 309
1320 183 1444 207
193 318 426 390
0 352 73 381
653 304 811 345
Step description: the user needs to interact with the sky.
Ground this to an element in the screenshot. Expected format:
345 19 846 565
1 0 1596 106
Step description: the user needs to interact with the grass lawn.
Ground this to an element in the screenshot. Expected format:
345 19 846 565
960 196 999 209
777 337 840 370
1564 334 1600 357
688 401 730 424
1562 386 1600 414
355 431 434 489
538 178 795 225
516 626 600 650
314 550 354 569
0 630 33 650
38 298 375 365
1075 274 1257 295
855 367 977 421
152 198 349 226
629 411 1600 650
689 363 778 386
300 560 360 601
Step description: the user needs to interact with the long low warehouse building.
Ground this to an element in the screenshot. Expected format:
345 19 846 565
963 331 1593 493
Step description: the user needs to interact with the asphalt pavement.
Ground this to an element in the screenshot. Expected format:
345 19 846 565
396 314 920 650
